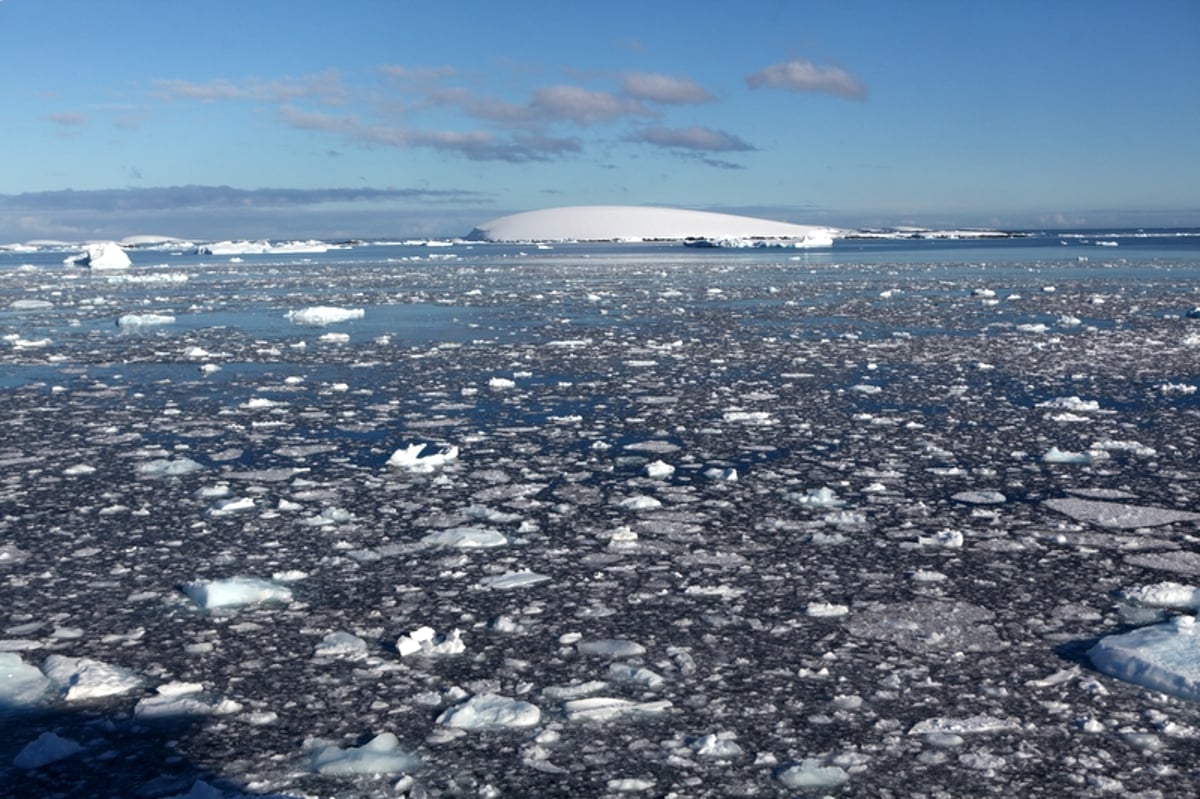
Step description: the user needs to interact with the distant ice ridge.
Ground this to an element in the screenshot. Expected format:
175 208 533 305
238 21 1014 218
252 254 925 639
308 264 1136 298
195 239 337 255
468 205 841 245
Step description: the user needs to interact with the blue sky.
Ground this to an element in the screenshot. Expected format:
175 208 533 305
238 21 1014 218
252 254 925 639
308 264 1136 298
1 0 1197 240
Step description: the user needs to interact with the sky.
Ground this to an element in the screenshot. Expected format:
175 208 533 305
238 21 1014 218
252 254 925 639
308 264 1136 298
1 0 1198 241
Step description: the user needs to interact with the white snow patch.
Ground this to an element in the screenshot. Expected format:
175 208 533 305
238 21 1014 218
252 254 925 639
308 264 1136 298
1119 583 1200 609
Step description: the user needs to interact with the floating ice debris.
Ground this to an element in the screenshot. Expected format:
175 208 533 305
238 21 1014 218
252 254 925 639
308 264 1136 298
421 526 507 548
13 731 84 770
643 460 675 479
1159 383 1197 395
0 653 51 705
951 490 1006 505
437 693 541 730
723 410 774 424
917 529 964 548
395 626 464 657
117 312 177 330
1037 396 1100 412
850 384 882 394
562 697 672 722
1119 582 1200 609
135 457 204 478
908 714 1019 735
386 442 459 472
10 298 53 310
1043 497 1200 529
607 778 656 793
1017 323 1049 333
478 570 551 590
310 732 421 775
314 631 369 658
577 639 645 658
1090 439 1157 457
793 486 844 508
704 467 738 481
135 682 242 719
63 464 97 476
608 663 665 690
1043 447 1092 464
318 332 349 343
775 759 849 790
42 654 142 701
1089 615 1200 701
284 306 364 326
208 496 255 516
806 602 850 618
971 288 996 298
617 495 662 511
181 577 293 609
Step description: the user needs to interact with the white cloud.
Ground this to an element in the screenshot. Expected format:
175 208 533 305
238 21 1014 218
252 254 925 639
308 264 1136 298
620 72 714 104
746 59 866 100
628 126 754 153
530 85 650 126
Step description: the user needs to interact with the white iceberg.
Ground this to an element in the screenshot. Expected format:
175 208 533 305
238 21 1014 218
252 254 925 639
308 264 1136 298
311 732 421 775
42 654 142 701
1089 615 1200 701
181 577 293 609
68 242 131 269
395 626 464 657
117 313 175 328
468 205 841 245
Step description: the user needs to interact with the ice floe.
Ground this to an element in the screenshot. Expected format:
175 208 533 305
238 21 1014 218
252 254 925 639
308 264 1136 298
437 693 541 729
310 732 421 776
180 577 294 609
284 306 364 326
1090 615 1200 701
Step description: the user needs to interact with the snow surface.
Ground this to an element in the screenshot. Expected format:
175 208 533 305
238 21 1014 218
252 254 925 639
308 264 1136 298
468 205 840 245
1 234 1200 797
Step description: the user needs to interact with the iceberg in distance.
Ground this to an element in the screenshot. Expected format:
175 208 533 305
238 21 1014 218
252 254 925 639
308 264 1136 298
468 205 840 246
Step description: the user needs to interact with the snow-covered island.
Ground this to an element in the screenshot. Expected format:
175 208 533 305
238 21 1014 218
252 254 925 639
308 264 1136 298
467 205 840 248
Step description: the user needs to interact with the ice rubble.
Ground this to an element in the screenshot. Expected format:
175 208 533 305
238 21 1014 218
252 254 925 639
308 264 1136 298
309 732 421 775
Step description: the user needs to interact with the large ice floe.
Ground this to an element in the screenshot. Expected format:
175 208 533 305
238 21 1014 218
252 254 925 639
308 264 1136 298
2 231 1200 796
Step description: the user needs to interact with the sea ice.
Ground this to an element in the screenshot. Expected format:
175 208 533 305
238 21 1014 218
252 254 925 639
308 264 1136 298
477 570 551 590
0 652 52 706
775 758 849 790
395 626 464 657
13 731 84 769
421 526 507 548
314 631 369 658
310 732 421 775
284 306 364 326
181 577 293 609
437 693 542 730
562 697 672 722
117 313 175 328
908 714 1019 735
135 457 205 478
577 639 646 658
41 654 142 701
70 242 131 269
1089 615 1200 701
135 682 242 719
1119 582 1200 609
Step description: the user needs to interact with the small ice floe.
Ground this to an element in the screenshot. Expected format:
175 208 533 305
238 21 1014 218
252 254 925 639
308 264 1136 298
971 288 996 298
951 490 1006 505
181 576 293 609
562 697 672 723
314 631 369 659
437 693 541 730
117 313 175 328
310 732 421 776
1043 447 1092 464
135 682 242 719
284 306 364 326
806 602 850 618
1118 582 1200 610
775 758 849 790
63 464 97 477
396 626 464 657
42 654 142 701
488 376 516 390
421 526 507 548
386 442 459 472
908 714 1018 736
13 731 84 770
643 460 675 479
704 466 738 481
135 457 204 478
1037 396 1100 413
1159 383 1197 395
607 778 655 793
1089 615 1200 701
477 571 551 590
1044 497 1200 529
608 663 665 690
690 731 743 759
318 332 349 343
577 639 645 658
616 495 662 511
208 496 255 516
0 653 52 705
1016 323 1049 333
722 410 775 425
917 529 964 548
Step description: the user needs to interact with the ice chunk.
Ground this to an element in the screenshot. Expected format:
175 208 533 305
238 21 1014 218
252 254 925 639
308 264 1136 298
793 486 844 508
437 693 541 729
386 442 459 472
311 732 421 775
1037 396 1100 412
135 457 204 478
0 653 52 706
775 759 849 790
314 631 369 658
117 313 175 328
908 714 1018 735
421 526 507 548
643 460 675 479
135 682 242 719
1089 615 1200 701
71 242 131 270
488 376 516 390
1119 582 1200 609
42 654 142 701
478 571 551 590
181 577 293 609
562 697 672 722
691 731 744 759
616 495 662 511
395 626 464 657
13 731 83 769
806 602 849 618
1043 447 1092 464
1044 497 1200 529
285 306 364 326
951 490 1006 505
577 639 646 658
